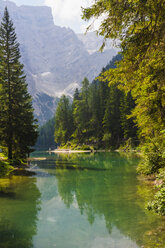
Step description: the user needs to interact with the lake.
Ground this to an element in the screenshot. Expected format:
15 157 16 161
0 152 164 248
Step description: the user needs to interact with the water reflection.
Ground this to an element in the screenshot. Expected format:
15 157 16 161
0 176 41 248
33 152 165 248
0 152 164 248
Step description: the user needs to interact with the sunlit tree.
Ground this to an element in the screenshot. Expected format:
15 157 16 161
0 8 38 160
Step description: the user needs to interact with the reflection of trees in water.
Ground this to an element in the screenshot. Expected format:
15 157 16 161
55 153 165 248
55 152 126 170
0 176 41 248
136 179 165 247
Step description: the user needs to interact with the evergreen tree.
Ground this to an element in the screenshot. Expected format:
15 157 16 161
72 78 91 143
120 92 138 144
54 55 138 149
55 95 73 145
0 8 38 160
88 83 101 143
81 77 89 106
73 88 80 101
103 85 123 148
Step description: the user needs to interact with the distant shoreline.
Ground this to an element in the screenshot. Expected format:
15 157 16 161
50 149 110 153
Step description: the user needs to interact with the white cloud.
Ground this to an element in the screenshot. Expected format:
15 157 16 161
12 0 98 33
44 0 93 33
12 0 99 33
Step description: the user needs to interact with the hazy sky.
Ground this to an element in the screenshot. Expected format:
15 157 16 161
8 0 93 33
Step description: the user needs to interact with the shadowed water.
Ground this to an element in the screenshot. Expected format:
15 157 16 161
0 152 164 248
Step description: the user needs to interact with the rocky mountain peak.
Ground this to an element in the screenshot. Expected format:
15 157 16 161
0 0 117 125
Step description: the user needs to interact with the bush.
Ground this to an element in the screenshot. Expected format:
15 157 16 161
119 138 135 151
81 145 92 151
137 142 165 175
0 160 13 177
147 169 165 216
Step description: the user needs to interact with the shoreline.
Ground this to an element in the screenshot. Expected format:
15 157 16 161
49 148 140 154
27 157 47 161
50 149 93 153
50 149 111 153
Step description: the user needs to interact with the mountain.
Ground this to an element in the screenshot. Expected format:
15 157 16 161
0 0 117 125
77 32 118 54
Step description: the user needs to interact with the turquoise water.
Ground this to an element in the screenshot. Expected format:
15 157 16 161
0 152 164 248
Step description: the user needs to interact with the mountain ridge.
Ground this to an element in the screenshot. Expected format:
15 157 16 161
0 0 117 125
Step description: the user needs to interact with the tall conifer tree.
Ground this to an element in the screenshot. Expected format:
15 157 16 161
55 95 73 145
0 8 38 160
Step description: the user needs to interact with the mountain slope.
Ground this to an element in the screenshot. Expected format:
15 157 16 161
0 0 117 124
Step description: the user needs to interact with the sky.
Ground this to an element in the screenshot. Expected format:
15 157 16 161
8 0 93 33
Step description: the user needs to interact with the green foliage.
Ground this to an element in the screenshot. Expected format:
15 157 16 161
147 169 165 216
82 0 165 215
55 95 73 145
103 85 123 148
0 160 13 177
120 92 137 141
102 133 111 148
82 0 165 158
82 0 165 51
119 138 136 152
55 63 137 149
137 136 165 175
0 8 38 160
72 78 92 143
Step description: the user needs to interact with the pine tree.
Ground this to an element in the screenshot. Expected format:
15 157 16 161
120 92 137 144
55 95 73 145
72 78 91 143
0 8 38 160
73 88 80 101
103 85 122 148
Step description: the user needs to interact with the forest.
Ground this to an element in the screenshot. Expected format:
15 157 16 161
54 0 165 215
54 54 138 150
